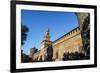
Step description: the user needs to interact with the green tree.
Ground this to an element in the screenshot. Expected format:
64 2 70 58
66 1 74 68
21 24 30 62
21 24 29 45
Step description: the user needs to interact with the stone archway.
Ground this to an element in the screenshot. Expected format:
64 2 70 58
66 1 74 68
76 13 90 59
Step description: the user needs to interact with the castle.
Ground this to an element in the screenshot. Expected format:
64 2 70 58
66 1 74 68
29 27 84 61
29 13 90 62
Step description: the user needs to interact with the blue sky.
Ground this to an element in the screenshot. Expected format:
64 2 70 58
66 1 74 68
21 10 79 54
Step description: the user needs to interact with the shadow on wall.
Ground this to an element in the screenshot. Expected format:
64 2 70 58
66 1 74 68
45 45 53 61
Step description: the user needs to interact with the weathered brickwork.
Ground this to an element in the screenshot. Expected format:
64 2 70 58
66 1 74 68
52 27 83 60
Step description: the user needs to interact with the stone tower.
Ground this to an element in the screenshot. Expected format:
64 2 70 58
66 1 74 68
29 47 37 59
41 28 52 49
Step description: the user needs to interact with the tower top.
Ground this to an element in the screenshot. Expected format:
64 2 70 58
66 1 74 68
45 28 50 36
41 28 51 48
47 28 50 33
44 28 50 41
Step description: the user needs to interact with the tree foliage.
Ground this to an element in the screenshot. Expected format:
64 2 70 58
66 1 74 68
21 24 29 45
63 52 89 61
21 51 33 63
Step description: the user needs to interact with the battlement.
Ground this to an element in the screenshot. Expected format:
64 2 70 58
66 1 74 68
52 26 80 44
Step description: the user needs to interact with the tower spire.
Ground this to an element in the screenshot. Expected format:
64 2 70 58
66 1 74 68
44 28 50 41
47 28 50 33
